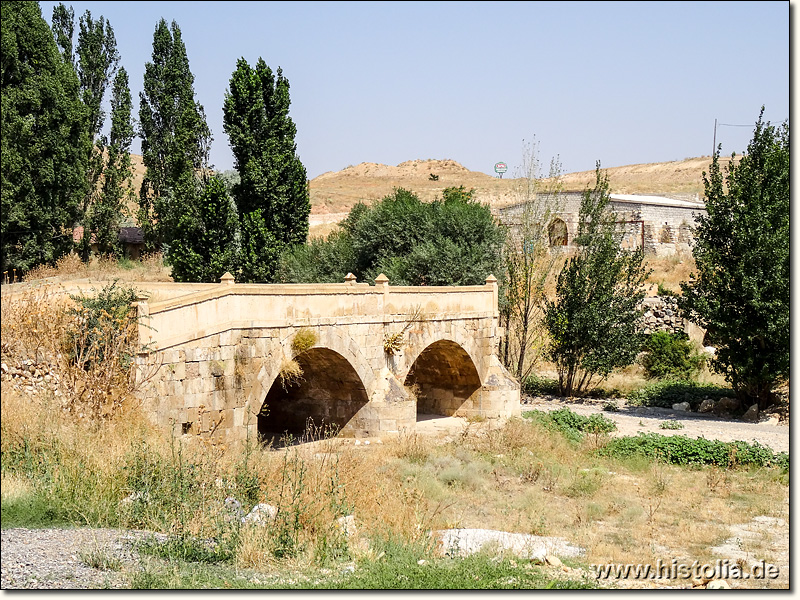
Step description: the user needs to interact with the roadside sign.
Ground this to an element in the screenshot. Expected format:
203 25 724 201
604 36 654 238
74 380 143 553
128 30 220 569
494 162 508 178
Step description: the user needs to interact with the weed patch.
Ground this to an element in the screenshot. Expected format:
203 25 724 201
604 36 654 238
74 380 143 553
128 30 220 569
523 409 616 444
598 433 788 470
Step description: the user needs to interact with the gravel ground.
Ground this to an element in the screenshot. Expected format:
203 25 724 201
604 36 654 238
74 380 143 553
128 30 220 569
0 528 162 589
521 395 789 454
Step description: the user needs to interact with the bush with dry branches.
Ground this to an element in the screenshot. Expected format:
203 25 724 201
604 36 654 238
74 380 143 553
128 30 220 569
1 280 158 420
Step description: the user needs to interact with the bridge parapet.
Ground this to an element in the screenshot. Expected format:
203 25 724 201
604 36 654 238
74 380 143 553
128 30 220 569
138 276 498 352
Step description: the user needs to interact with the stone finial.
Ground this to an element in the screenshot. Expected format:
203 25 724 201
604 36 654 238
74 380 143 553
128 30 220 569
220 272 235 285
374 273 389 286
485 274 498 285
344 272 357 285
134 291 150 303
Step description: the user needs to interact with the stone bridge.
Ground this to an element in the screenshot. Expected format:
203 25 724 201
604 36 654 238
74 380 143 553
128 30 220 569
133 274 520 442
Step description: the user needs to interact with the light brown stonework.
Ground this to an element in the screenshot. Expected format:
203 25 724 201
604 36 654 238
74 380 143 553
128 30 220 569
133 275 519 441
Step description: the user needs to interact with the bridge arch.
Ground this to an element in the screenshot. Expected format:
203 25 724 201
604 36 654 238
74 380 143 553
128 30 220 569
242 326 377 442
404 339 482 417
257 346 370 442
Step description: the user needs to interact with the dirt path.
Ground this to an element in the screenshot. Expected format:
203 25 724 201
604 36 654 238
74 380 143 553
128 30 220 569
413 400 789 455
521 396 789 454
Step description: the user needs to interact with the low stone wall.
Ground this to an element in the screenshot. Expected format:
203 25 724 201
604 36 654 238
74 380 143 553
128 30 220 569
639 296 705 344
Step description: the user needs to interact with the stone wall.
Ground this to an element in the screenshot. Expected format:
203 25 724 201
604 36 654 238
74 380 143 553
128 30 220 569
496 192 706 256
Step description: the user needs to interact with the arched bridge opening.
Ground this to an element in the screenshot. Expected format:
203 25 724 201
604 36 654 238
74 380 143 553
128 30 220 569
258 348 369 444
405 340 482 419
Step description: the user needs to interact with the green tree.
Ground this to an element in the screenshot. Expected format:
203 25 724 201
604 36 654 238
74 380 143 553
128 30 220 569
679 110 789 409
280 187 504 287
88 67 134 256
70 7 121 259
544 165 649 397
168 176 240 283
138 18 211 251
1 0 89 274
223 57 310 281
50 3 74 65
74 9 119 144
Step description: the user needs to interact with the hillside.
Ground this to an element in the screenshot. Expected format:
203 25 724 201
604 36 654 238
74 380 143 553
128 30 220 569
127 154 733 231
308 156 732 218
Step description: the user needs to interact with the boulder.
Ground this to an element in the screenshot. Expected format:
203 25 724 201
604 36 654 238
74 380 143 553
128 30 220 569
714 397 740 416
698 398 714 413
706 579 731 589
337 514 358 538
242 502 278 526
544 555 563 568
672 402 691 412
741 404 759 423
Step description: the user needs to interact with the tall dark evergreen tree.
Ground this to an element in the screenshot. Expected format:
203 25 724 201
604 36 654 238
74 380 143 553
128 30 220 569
138 18 211 252
1 0 89 274
88 67 134 256
223 57 309 282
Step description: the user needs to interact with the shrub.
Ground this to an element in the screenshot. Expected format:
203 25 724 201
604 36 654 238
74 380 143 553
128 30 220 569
659 420 684 430
640 331 705 380
626 380 733 410
291 328 317 355
523 408 616 444
656 283 676 297
598 433 788 470
521 375 560 396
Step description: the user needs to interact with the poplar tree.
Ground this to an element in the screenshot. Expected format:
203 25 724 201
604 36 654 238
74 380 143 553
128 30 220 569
88 67 134 256
138 18 211 252
544 165 650 397
49 4 120 260
50 3 74 65
168 176 239 283
1 0 89 274
223 57 309 282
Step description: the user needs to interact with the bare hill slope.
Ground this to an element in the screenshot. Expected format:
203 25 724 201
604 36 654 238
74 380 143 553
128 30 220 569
309 156 733 216
128 154 731 220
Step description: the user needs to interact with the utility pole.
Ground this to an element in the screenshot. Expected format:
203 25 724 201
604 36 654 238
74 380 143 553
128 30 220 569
712 118 717 157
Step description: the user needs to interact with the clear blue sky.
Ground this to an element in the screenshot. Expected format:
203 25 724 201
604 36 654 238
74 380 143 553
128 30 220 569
38 0 790 180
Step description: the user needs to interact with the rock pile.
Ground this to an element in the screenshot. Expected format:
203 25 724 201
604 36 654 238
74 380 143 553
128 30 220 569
1 359 62 397
640 296 685 335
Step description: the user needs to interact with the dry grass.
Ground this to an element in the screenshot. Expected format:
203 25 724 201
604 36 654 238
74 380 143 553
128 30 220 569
643 254 697 295
1 281 158 420
1 380 787 586
22 252 172 284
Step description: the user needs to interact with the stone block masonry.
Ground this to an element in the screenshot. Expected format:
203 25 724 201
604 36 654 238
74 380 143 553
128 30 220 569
133 273 520 442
